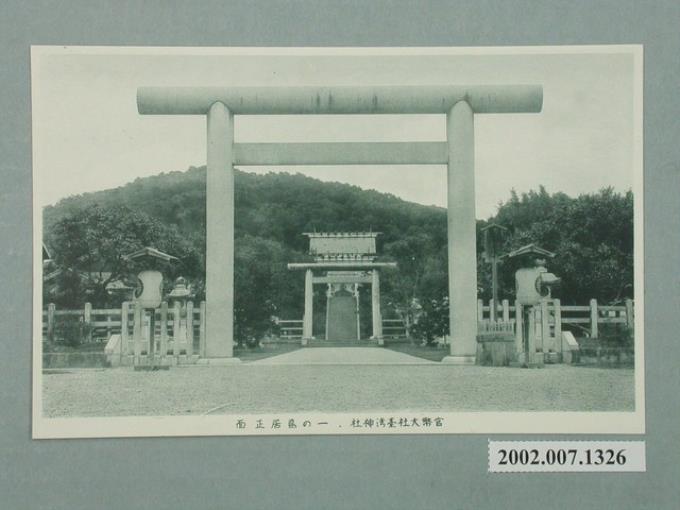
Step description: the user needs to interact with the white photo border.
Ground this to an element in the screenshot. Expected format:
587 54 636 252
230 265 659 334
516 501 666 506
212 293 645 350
31 44 645 439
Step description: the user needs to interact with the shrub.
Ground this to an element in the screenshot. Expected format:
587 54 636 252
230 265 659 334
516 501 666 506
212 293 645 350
411 297 449 345
53 316 92 347
600 323 634 355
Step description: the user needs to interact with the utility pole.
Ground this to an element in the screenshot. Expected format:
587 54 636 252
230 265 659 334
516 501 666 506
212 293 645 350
481 223 507 322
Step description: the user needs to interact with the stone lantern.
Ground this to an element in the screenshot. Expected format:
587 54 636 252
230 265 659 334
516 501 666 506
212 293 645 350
167 276 193 307
506 244 561 367
507 244 560 307
123 246 178 367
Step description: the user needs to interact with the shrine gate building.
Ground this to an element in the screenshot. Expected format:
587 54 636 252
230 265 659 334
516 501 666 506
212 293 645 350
288 232 396 345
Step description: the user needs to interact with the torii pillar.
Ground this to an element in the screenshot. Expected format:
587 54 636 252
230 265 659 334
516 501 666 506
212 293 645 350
302 268 313 345
203 101 239 362
442 100 477 364
137 85 542 364
371 268 383 344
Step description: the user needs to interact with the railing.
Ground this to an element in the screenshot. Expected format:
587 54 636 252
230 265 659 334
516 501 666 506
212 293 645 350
477 298 634 340
382 318 407 339
43 303 122 343
44 298 633 356
278 319 303 339
43 301 206 360
477 320 515 336
276 318 408 340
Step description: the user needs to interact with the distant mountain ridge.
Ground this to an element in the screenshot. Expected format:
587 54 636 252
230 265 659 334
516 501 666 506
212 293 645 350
43 166 448 254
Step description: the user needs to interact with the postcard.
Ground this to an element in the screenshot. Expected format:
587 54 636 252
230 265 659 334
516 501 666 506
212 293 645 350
32 45 644 438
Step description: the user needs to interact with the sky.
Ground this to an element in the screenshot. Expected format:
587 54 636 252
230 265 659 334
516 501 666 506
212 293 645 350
32 47 638 219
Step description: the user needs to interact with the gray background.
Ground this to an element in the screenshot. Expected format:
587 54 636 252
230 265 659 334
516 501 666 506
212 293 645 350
1 1 678 508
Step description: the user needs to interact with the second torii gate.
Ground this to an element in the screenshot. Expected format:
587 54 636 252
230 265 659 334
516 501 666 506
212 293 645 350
137 84 543 364
287 231 397 345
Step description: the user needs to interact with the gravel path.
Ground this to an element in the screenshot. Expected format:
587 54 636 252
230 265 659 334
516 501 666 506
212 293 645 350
42 363 635 417
251 347 435 364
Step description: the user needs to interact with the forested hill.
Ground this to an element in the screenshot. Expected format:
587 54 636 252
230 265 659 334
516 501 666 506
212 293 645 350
43 166 447 254
43 165 633 339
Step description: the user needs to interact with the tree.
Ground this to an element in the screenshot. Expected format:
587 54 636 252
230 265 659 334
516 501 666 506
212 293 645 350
45 204 201 308
482 186 634 305
411 296 449 345
381 233 448 338
233 235 301 346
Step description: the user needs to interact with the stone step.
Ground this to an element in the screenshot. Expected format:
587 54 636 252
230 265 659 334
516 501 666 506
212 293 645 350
306 340 380 348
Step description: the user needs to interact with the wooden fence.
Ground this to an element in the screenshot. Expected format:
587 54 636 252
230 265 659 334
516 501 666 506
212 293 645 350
44 301 206 360
477 298 634 339
44 297 633 355
277 318 408 340
277 319 303 339
382 318 407 339
43 302 122 343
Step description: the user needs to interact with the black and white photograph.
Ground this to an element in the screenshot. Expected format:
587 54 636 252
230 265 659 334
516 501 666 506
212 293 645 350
32 45 644 438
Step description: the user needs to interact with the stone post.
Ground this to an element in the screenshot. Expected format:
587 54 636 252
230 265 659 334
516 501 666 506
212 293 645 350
83 302 92 343
205 101 236 360
325 284 331 341
302 268 313 344
120 301 129 356
47 303 55 342
625 298 634 330
371 269 383 345
514 300 524 355
590 298 599 339
541 299 551 351
199 301 207 358
133 301 142 363
159 301 168 361
186 300 194 356
527 307 541 365
491 257 499 321
553 299 562 354
443 100 477 364
148 308 156 359
173 301 181 356
502 299 510 323
354 283 361 341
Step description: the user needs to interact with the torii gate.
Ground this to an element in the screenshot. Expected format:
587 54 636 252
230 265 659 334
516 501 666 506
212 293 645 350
137 85 543 364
